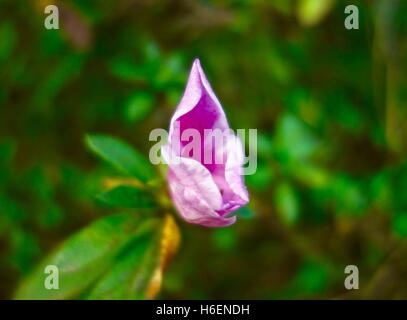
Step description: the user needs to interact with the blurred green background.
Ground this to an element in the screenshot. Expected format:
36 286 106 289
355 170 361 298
1 0 407 299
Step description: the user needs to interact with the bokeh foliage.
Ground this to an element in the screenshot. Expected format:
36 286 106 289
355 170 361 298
1 0 407 299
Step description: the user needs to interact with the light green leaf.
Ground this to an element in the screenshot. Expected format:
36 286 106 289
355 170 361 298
97 185 156 209
124 92 154 123
292 164 331 189
86 134 155 183
274 113 319 163
86 214 180 300
297 0 336 27
332 175 366 215
274 182 299 225
14 213 159 299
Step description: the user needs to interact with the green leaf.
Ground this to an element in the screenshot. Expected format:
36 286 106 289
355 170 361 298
85 134 155 183
274 113 319 163
331 175 366 216
87 214 180 300
124 92 154 123
247 161 274 190
86 222 161 299
97 185 156 209
293 260 328 295
14 213 159 299
292 164 331 189
297 0 335 27
226 206 255 219
274 182 299 225
32 55 85 110
393 213 407 238
0 194 25 230
108 58 148 82
9 228 40 274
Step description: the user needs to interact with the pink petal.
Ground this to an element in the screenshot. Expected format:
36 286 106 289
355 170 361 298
224 133 249 204
162 145 222 211
168 169 236 227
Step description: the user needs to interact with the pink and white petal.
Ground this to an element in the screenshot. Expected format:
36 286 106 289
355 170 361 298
193 59 229 130
168 172 236 227
169 59 230 144
169 59 203 138
224 134 249 204
163 146 223 211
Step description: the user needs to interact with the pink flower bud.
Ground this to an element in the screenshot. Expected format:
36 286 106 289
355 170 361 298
162 59 249 227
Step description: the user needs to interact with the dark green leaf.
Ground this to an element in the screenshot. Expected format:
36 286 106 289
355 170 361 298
97 185 156 209
0 139 16 185
393 213 407 238
86 221 161 299
85 134 155 183
293 260 329 295
14 213 159 299
226 206 255 219
0 21 17 63
109 58 146 82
